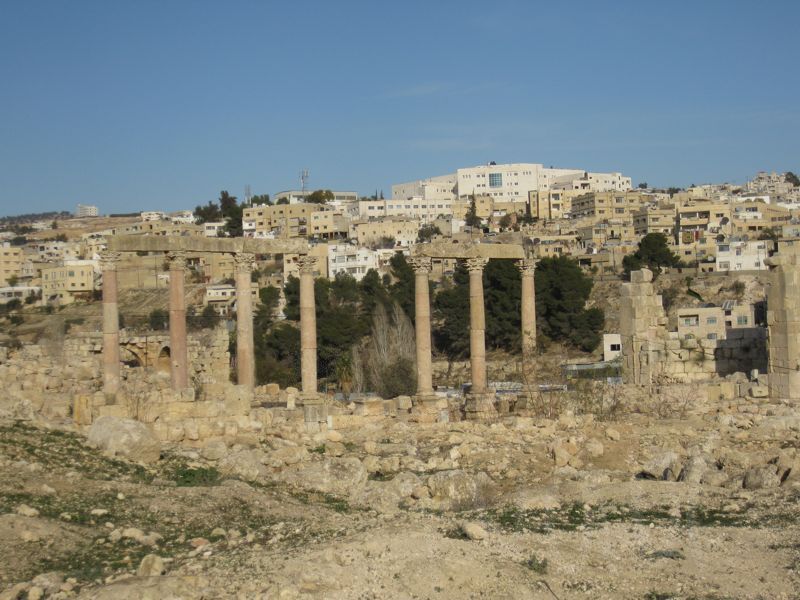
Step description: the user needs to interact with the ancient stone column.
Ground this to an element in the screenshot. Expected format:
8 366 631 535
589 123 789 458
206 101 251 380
167 251 189 391
766 250 800 403
467 257 489 393
517 258 537 358
234 252 256 390
619 268 668 385
410 257 434 396
100 251 121 397
464 257 496 420
298 256 318 397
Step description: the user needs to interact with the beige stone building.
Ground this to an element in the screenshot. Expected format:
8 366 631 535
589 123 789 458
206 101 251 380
242 202 332 237
529 189 586 220
41 260 97 305
349 218 420 247
569 191 651 222
675 199 730 243
0 243 23 286
677 303 755 341
633 205 676 237
730 201 791 237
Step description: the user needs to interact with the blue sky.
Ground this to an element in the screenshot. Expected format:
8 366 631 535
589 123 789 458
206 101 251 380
1 0 798 216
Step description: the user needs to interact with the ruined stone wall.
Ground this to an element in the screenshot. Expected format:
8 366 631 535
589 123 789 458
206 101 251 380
621 269 768 385
0 326 231 423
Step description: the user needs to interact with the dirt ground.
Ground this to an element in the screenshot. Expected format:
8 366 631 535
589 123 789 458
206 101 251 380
1 412 798 600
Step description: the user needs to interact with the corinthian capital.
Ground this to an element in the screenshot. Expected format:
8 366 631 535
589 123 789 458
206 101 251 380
166 251 188 270
99 251 122 271
465 257 488 273
516 258 537 276
233 252 256 274
297 255 318 275
408 257 432 275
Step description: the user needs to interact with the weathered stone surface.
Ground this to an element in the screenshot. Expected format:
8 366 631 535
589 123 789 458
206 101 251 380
87 417 161 464
742 466 780 490
217 449 269 482
426 470 495 510
679 456 708 484
77 575 208 599
278 457 368 497
460 521 488 540
137 554 166 577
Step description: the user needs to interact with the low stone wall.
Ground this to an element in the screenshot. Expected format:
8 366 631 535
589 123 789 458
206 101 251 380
657 328 767 382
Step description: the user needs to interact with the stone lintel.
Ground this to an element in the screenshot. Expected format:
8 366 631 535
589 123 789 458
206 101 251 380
107 235 309 256
412 241 525 261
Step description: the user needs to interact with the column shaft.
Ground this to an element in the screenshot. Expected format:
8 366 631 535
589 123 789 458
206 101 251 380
410 258 433 395
234 253 256 390
298 257 318 396
168 252 189 391
518 259 537 358
101 252 121 395
467 258 488 393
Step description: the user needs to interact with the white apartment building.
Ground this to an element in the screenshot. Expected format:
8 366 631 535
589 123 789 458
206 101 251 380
715 240 770 272
327 244 378 281
392 174 457 202
274 190 359 205
393 163 631 208
359 198 454 223
75 204 99 217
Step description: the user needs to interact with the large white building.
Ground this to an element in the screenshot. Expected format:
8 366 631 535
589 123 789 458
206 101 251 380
715 240 770 272
274 190 359 205
327 244 378 281
75 204 99 217
392 162 631 204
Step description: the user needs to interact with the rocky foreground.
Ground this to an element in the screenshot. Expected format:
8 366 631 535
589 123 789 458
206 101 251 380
1 410 799 599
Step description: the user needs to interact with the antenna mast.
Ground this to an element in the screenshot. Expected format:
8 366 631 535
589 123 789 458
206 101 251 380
299 169 310 193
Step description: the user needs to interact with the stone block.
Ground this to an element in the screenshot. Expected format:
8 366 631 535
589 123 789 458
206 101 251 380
353 397 384 416
327 414 365 430
73 395 93 426
94 404 130 419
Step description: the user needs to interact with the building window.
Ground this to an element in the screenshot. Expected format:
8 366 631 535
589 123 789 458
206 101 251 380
707 333 717 340
737 315 748 326
610 343 621 351
489 173 502 188
706 317 717 325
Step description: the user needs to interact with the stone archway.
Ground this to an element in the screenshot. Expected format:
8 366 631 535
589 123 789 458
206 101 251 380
157 346 171 374
120 347 144 368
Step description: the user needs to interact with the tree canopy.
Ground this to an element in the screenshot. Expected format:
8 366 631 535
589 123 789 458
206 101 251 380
305 189 335 204
622 232 679 279
534 256 604 352
193 191 243 236
465 195 482 228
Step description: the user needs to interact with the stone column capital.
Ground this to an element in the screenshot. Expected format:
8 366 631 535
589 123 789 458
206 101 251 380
233 252 256 274
409 257 432 274
99 251 122 271
516 258 538 275
465 257 488 273
297 255 318 274
166 251 188 270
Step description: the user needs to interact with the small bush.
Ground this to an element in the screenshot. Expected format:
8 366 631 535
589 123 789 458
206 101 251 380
523 555 548 574
170 465 220 487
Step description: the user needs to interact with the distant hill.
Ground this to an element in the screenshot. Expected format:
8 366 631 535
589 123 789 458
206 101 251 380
0 211 72 227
